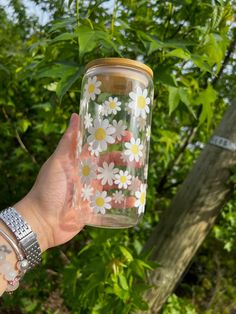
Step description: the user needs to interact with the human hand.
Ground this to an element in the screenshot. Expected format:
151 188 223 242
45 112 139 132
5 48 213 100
14 113 86 252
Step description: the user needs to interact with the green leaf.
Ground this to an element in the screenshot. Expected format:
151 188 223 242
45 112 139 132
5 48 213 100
168 86 180 114
194 84 217 126
77 26 121 57
119 246 134 262
119 273 129 290
166 48 191 60
179 87 196 119
50 32 77 44
56 66 84 100
37 62 77 79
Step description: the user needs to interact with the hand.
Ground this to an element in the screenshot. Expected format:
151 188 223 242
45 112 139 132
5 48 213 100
14 113 85 252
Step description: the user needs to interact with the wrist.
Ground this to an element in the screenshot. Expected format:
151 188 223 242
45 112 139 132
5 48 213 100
13 196 53 253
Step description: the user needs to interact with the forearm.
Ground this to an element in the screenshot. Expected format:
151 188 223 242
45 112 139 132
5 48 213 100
0 198 50 296
0 222 16 295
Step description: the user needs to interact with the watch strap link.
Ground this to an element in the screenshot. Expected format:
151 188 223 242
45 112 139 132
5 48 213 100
0 207 41 269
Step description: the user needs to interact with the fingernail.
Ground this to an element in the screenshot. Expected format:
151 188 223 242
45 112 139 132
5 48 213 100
69 113 77 127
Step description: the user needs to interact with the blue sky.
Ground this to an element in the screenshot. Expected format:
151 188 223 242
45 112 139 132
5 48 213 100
0 0 115 25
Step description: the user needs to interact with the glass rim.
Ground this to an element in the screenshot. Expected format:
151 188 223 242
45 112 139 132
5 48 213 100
85 57 153 78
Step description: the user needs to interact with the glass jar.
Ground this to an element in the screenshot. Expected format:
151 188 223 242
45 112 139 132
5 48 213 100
77 58 153 228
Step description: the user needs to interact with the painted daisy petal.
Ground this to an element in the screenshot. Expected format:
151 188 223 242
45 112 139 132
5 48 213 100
84 76 102 101
84 112 93 129
124 137 143 162
90 190 111 214
128 176 141 194
87 118 115 152
82 184 94 201
97 161 119 186
114 170 132 189
146 125 151 141
79 159 97 184
134 183 146 215
128 87 151 118
103 96 122 115
112 191 125 204
112 120 127 141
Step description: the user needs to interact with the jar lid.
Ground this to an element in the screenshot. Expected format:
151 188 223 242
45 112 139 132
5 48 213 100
85 58 153 78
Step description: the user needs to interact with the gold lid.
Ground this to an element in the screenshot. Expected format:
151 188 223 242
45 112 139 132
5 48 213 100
85 58 153 78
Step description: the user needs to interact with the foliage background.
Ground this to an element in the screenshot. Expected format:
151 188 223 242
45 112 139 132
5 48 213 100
0 0 236 313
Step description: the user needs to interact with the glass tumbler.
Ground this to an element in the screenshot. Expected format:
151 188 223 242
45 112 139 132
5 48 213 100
77 58 154 228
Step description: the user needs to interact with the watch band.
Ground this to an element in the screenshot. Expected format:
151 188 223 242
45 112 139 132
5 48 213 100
0 207 41 269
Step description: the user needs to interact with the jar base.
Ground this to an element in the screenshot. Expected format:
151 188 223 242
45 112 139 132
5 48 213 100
86 214 139 229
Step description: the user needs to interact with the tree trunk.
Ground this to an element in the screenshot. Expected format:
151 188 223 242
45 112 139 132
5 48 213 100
143 101 236 313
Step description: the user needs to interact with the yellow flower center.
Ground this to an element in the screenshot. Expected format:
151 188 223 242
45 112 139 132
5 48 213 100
137 95 146 109
131 144 139 155
140 192 146 205
95 128 106 141
120 176 127 183
88 84 95 94
96 197 105 207
109 101 116 109
82 165 90 177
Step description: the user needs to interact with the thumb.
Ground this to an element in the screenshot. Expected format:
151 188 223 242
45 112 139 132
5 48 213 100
55 113 80 156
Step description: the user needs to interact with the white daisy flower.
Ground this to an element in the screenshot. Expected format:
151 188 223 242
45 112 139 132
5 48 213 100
128 176 141 194
81 184 94 201
90 191 111 214
115 170 132 189
137 117 146 131
88 118 115 151
128 87 150 118
103 97 121 115
84 76 101 101
135 184 147 214
88 142 101 157
84 112 93 129
97 161 119 186
112 191 125 204
144 165 148 180
76 132 83 159
79 159 96 184
112 120 127 141
125 102 133 115
146 126 151 141
120 152 129 164
124 137 144 162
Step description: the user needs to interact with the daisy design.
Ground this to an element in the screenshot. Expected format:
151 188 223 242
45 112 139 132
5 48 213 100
144 165 148 180
88 142 101 157
124 137 143 162
84 112 93 129
120 152 129 164
128 87 150 118
134 184 147 214
76 132 83 158
125 102 132 115
103 97 121 115
88 118 115 151
112 191 125 204
137 117 146 131
79 159 96 184
84 76 101 101
81 184 93 201
112 120 127 141
97 162 119 186
146 126 151 141
90 191 111 214
128 176 141 194
115 170 132 189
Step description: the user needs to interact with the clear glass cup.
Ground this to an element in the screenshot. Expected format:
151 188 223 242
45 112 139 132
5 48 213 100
77 58 153 228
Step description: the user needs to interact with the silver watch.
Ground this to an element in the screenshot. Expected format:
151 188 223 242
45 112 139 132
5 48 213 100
0 207 41 269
